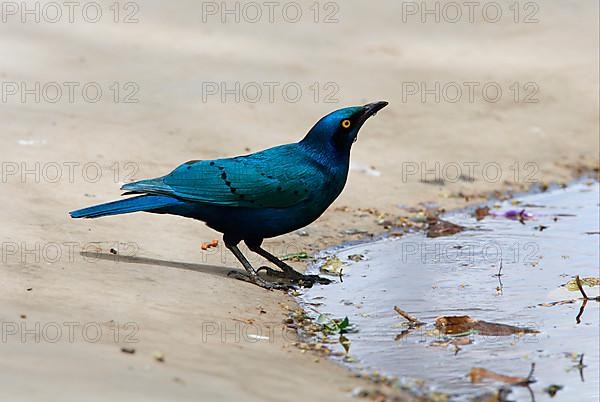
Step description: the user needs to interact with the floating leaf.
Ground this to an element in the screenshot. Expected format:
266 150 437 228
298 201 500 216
427 218 465 238
347 254 365 262
320 316 353 336
316 314 330 325
339 334 351 354
469 367 532 385
338 317 350 332
474 207 490 220
320 255 343 274
435 315 539 336
544 384 563 397
564 277 600 291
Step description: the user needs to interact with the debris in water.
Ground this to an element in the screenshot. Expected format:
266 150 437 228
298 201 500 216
471 387 513 402
489 209 534 222
394 306 425 327
320 255 344 274
319 316 352 335
544 384 563 397
564 276 600 292
339 334 351 354
474 207 490 220
493 260 504 277
535 276 599 323
435 316 539 336
347 254 365 262
493 261 504 294
569 353 587 381
430 337 472 350
573 276 600 323
469 363 535 385
426 217 465 238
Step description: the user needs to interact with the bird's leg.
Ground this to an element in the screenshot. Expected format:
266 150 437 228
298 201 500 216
224 241 291 291
247 242 332 285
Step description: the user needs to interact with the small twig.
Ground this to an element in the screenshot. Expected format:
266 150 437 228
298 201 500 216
515 362 536 386
576 299 588 324
493 260 504 277
394 306 425 326
577 354 586 382
526 362 536 382
575 275 589 299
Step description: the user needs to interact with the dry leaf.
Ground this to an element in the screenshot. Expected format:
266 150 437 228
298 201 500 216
475 207 490 220
427 218 465 238
435 315 539 336
565 277 600 291
469 367 531 385
320 256 343 274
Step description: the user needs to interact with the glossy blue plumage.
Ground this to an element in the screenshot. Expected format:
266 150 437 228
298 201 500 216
70 102 388 244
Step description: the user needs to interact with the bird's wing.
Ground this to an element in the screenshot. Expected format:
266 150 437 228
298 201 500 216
121 145 321 208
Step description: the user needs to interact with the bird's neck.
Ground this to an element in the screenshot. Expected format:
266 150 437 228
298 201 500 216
298 141 351 179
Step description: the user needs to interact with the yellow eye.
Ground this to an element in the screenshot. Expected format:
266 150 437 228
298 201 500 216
341 119 351 128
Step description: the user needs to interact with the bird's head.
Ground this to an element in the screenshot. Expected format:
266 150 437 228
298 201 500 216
301 101 388 155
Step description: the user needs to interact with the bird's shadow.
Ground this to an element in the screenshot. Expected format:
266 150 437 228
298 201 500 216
80 251 237 279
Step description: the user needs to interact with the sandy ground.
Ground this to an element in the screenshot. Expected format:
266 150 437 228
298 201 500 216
1 1 598 401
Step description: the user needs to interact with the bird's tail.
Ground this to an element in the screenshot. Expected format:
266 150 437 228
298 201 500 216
69 195 182 219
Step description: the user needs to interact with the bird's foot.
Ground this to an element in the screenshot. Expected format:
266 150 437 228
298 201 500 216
256 266 332 287
227 270 293 291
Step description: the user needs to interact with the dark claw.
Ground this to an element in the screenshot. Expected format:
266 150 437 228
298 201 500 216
256 266 332 287
301 274 332 285
227 270 294 291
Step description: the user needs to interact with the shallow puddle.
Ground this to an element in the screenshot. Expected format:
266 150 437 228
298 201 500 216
301 182 599 401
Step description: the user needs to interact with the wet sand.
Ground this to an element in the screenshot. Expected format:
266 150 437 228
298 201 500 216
0 0 598 400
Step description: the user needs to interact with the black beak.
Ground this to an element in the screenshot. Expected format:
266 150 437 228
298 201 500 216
350 101 388 143
361 101 389 120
